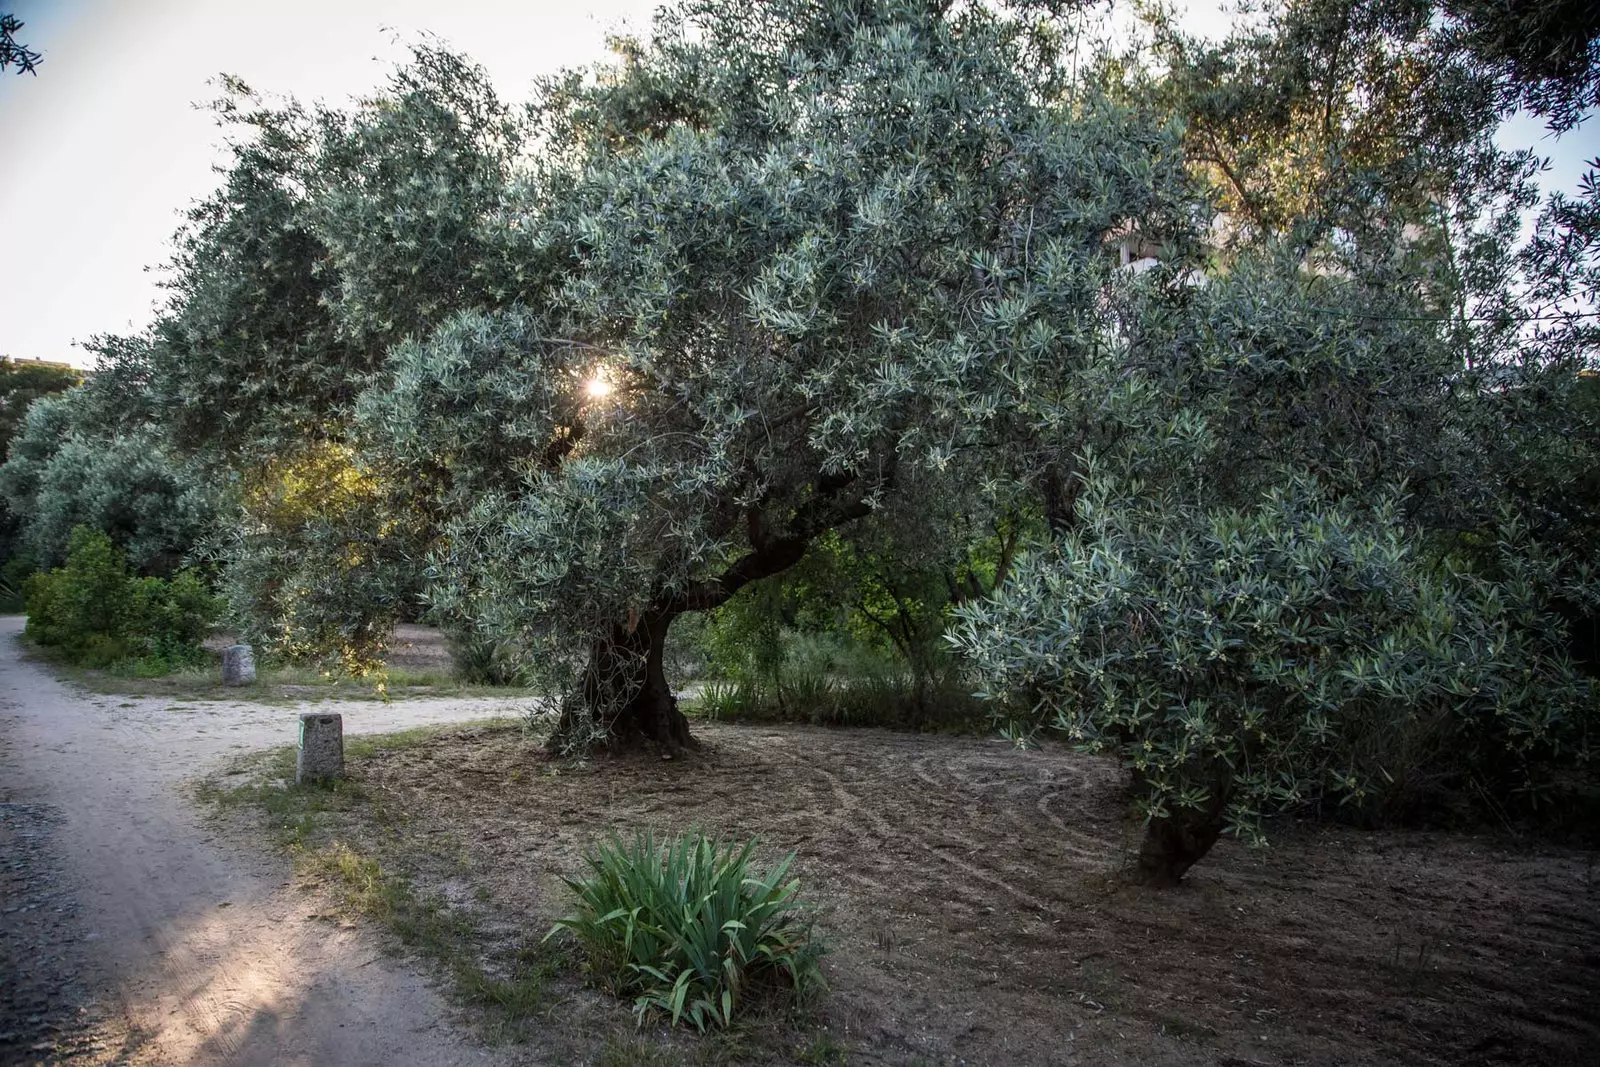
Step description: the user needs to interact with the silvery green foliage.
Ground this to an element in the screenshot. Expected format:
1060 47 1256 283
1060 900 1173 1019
142 48 528 665
944 141 1598 865
354 0 1203 733
307 47 528 353
0 392 72 507
150 86 352 461
150 46 524 463
0 386 215 577
951 475 1594 845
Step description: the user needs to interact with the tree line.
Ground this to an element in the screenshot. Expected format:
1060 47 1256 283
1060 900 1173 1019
3 0 1597 884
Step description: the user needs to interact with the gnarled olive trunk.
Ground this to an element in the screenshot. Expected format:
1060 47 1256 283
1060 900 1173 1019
547 475 877 755
552 610 695 755
1131 775 1231 887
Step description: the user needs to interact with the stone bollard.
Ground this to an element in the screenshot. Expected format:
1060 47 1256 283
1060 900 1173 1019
296 712 344 784
221 644 256 686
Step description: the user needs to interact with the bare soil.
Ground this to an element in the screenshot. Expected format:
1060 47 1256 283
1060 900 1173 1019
284 720 1600 1067
203 622 453 673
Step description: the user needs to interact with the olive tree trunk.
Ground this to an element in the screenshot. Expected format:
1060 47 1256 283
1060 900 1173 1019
547 477 876 755
1131 777 1231 887
552 610 695 755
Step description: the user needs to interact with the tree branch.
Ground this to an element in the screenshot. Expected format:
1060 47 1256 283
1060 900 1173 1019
669 470 879 613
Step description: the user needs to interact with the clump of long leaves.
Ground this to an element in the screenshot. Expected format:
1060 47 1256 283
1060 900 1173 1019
547 831 825 1030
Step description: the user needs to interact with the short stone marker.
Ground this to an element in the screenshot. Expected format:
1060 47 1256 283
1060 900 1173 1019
221 644 256 686
296 712 344 784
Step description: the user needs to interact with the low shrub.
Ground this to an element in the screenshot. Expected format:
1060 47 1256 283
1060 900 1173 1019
443 628 529 686
23 526 216 672
695 678 763 721
780 669 836 719
548 831 825 1030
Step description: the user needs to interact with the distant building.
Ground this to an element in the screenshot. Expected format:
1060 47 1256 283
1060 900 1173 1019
0 356 86 378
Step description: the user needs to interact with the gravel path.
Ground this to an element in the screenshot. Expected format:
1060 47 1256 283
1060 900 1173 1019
0 616 531 1067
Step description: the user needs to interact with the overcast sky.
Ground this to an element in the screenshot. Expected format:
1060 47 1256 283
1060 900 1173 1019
0 1 1592 368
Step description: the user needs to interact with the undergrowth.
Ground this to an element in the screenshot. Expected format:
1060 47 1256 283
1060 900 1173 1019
691 672 985 733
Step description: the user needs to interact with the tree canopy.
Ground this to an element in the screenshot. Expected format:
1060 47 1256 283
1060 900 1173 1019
0 343 215 579
20 0 1596 884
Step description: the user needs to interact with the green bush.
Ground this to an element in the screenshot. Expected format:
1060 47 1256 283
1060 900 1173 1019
694 679 763 722
693 669 984 731
547 831 825 1031
23 526 216 671
952 477 1597 884
442 628 529 686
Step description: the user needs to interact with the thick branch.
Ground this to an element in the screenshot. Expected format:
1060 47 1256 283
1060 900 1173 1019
672 470 878 613
1201 131 1263 225
678 533 812 612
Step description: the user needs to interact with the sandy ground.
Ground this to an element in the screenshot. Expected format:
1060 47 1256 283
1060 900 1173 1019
0 616 533 1067
308 721 1600 1066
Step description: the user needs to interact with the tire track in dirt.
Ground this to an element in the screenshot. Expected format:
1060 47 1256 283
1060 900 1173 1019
910 750 1118 867
791 743 1063 917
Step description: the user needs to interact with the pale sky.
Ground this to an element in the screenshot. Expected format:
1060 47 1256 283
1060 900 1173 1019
0 1 1592 368
0 0 660 367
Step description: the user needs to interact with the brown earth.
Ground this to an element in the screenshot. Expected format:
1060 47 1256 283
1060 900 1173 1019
203 622 457 677
286 720 1600 1067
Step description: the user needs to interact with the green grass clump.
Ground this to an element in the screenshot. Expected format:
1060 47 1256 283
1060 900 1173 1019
691 671 985 733
549 831 825 1031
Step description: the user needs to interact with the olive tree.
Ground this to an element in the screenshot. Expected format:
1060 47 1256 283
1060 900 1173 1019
148 49 523 460
945 0 1600 883
0 339 215 578
357 0 1197 750
952 477 1594 885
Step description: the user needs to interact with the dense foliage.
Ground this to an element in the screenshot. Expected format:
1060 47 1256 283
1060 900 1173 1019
19 0 1596 881
548 831 824 1030
0 351 216 580
0 360 78 461
935 0 1600 880
25 526 216 672
953 479 1595 883
0 358 80 606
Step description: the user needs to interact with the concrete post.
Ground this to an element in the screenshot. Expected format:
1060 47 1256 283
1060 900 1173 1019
221 644 256 686
296 712 344 784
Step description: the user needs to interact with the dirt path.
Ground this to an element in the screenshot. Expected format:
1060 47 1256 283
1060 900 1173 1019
0 617 532 1067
